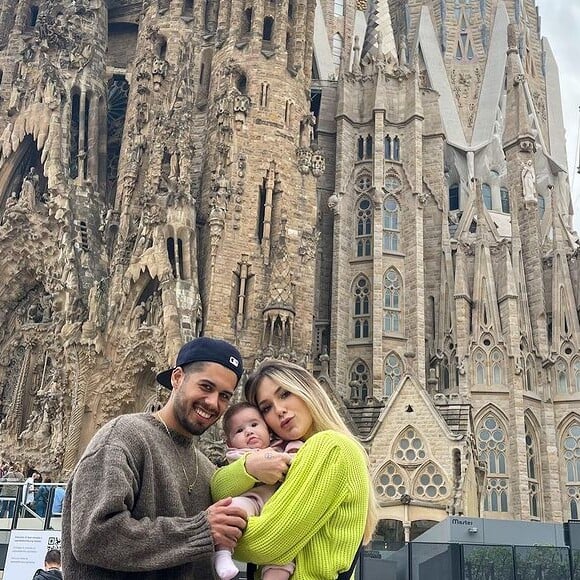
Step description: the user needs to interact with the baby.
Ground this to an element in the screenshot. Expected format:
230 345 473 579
213 402 302 580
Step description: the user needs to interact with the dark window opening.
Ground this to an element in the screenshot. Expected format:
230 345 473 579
157 38 167 60
106 75 129 206
257 179 267 242
236 73 247 95
241 7 253 36
393 136 400 161
78 221 89 251
262 16 274 41
288 0 294 19
29 5 39 27
449 184 460 211
310 89 321 141
167 238 177 278
357 137 364 160
286 32 291 51
83 94 91 180
365 135 373 159
182 0 194 17
177 238 185 279
384 135 392 159
70 92 81 179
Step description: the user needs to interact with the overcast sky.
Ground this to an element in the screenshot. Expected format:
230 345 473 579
535 0 580 231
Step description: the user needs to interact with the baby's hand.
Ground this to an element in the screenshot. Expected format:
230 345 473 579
245 447 291 485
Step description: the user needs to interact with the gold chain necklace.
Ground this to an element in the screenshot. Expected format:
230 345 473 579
155 413 199 494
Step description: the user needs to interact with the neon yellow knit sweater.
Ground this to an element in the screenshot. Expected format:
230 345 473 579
211 430 368 579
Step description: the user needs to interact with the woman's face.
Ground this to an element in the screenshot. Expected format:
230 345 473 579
256 376 314 441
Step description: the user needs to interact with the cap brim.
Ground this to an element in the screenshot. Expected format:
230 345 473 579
156 368 174 389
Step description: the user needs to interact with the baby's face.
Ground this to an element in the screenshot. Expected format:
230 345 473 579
227 407 271 449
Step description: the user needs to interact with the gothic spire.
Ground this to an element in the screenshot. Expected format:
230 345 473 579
360 0 396 62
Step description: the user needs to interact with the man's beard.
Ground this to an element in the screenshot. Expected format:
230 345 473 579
173 392 216 436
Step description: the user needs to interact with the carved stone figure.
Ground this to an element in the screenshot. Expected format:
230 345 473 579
521 160 536 202
299 112 316 148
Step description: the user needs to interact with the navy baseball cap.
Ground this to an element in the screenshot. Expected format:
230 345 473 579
156 337 243 389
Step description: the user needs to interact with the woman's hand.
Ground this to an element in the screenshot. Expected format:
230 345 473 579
245 448 291 485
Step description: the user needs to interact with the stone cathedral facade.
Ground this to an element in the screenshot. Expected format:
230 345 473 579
0 0 578 544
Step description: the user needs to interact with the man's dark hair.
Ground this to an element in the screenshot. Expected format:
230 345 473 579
181 361 207 376
45 549 61 566
222 402 261 439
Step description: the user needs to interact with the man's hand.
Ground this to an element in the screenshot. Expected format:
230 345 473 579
206 498 247 550
244 448 291 485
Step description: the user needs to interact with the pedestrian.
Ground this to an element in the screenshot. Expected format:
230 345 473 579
62 337 250 579
212 359 378 579
32 549 63 579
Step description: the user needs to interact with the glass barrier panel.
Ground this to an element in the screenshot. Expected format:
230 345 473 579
463 544 514 580
514 546 571 580
361 544 409 580
411 542 461 580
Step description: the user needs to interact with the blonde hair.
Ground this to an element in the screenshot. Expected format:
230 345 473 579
245 359 378 544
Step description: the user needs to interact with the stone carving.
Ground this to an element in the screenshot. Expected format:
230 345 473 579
310 151 325 178
521 160 536 203
296 147 312 174
299 112 316 148
152 56 168 91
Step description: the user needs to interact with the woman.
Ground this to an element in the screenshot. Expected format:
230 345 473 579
211 360 378 579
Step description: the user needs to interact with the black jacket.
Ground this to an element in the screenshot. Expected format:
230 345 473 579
32 569 63 580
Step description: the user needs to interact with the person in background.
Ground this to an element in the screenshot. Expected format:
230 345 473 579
32 549 63 580
35 478 52 517
52 485 65 516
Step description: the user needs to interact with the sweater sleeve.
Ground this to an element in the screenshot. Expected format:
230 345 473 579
68 444 213 572
233 431 349 565
211 455 259 500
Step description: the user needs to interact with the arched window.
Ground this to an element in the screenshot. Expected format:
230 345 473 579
500 187 510 213
525 420 541 519
449 184 460 211
393 136 400 161
241 7 253 36
384 353 402 397
384 135 392 159
383 269 402 333
478 414 509 512
474 349 486 385
563 422 580 519
491 349 503 385
365 135 373 159
332 33 343 69
334 0 344 16
557 360 569 394
383 196 400 252
374 463 407 500
350 360 370 400
353 276 371 339
573 359 580 392
357 136 364 160
482 183 492 210
414 462 449 500
538 195 546 218
262 16 274 41
395 427 426 464
355 196 372 257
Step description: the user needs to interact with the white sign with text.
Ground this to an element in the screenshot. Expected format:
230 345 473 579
3 529 61 580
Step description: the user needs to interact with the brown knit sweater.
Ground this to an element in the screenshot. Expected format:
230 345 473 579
62 413 217 579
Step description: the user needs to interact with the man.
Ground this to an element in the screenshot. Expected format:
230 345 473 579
32 549 63 580
62 337 249 579
0 463 24 518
